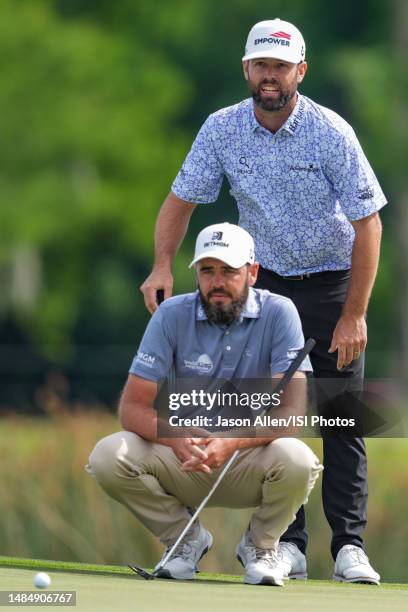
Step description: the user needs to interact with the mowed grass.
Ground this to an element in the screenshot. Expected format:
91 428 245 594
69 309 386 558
1 413 408 581
0 558 407 612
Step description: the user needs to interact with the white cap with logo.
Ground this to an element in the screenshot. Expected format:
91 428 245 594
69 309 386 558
242 18 306 64
189 223 255 269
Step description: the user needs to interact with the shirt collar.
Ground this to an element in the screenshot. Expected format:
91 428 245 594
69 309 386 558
196 288 261 322
282 94 307 135
248 94 306 136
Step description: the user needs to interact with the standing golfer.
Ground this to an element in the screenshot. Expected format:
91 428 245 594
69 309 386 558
88 223 322 586
140 19 386 584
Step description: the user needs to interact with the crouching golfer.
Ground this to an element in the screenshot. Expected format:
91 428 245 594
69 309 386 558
87 223 322 586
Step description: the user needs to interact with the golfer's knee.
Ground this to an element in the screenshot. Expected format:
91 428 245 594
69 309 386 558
87 431 146 486
265 438 322 486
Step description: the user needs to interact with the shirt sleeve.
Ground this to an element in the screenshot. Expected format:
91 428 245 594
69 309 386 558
129 308 174 383
269 299 312 376
171 114 224 203
324 127 387 220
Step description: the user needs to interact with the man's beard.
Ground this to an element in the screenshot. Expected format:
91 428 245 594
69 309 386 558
249 79 296 112
199 283 249 326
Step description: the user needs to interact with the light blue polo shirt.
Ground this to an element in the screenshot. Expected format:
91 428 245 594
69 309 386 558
171 95 387 275
130 288 311 382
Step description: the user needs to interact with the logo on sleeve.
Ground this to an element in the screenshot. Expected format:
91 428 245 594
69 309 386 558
357 186 375 200
136 351 156 368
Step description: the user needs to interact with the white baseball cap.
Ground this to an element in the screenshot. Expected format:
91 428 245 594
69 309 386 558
242 19 306 64
189 223 255 269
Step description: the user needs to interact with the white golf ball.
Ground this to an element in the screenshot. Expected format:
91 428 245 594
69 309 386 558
34 572 51 589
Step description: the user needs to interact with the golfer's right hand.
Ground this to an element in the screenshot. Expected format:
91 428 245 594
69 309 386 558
169 438 212 473
140 268 173 313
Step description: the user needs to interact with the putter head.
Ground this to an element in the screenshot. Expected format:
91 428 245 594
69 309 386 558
128 564 156 580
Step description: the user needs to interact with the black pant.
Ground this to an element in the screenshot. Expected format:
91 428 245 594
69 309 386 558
255 267 367 560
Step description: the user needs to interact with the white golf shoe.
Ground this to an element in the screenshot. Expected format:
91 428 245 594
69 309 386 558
155 522 213 580
277 542 307 580
333 545 380 584
236 532 284 586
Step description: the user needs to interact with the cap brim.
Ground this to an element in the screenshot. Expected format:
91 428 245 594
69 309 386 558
189 251 249 269
242 50 302 63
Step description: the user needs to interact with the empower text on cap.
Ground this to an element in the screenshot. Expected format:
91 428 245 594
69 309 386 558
242 19 306 64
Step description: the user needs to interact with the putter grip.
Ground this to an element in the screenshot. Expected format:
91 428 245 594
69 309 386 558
156 288 176 392
156 289 165 305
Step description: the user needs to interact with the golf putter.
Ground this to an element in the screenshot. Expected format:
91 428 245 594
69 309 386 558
129 338 316 579
156 289 176 392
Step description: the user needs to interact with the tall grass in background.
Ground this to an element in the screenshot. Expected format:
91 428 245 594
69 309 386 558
1 407 407 582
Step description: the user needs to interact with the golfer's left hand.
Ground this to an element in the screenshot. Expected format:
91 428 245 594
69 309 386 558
182 438 238 473
329 313 367 370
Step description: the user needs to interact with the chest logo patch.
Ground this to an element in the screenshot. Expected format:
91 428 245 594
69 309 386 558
184 353 214 374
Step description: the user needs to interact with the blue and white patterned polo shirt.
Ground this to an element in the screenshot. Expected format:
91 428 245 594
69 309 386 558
172 95 387 275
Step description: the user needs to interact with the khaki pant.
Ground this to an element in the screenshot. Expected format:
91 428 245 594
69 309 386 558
87 432 322 550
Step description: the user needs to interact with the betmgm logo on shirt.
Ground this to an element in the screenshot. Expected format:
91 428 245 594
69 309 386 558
184 354 214 374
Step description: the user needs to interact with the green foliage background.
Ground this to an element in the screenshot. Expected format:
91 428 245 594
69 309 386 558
0 0 402 389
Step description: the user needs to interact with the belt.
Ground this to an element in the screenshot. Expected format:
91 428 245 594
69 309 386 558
262 268 350 281
283 274 320 280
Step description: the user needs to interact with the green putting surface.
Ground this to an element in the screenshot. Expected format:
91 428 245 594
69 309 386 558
0 559 407 611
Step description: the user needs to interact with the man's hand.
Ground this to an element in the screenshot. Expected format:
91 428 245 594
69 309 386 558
329 212 381 370
329 314 367 370
140 193 196 313
181 438 239 473
140 268 173 314
167 437 213 473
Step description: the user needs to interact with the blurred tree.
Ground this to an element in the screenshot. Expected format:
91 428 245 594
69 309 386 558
0 0 193 358
392 0 408 378
327 1 401 373
0 0 398 406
